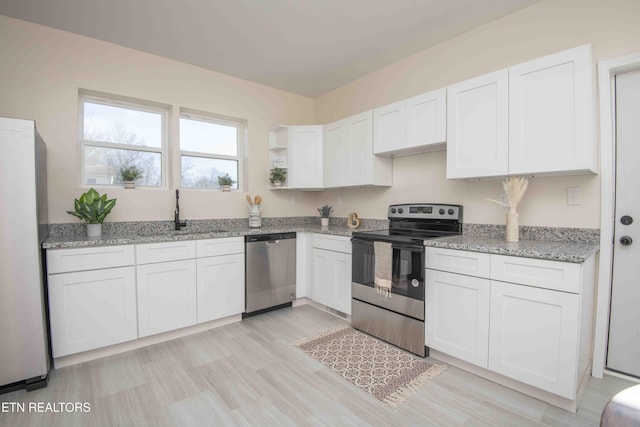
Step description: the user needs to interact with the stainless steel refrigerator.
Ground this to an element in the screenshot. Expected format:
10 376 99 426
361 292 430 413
0 117 50 392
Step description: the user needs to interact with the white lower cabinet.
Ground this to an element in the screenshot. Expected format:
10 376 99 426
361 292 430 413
425 246 596 404
196 253 244 323
488 281 579 399
426 269 490 368
48 266 137 357
137 259 197 337
311 234 352 315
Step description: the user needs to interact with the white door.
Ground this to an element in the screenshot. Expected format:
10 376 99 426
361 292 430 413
331 251 352 315
373 101 406 154
345 111 373 186
48 267 137 357
406 88 446 149
137 259 197 337
323 121 346 188
289 126 323 189
607 69 640 378
446 69 509 179
196 254 244 323
311 248 332 307
508 45 594 175
489 281 579 399
425 270 490 368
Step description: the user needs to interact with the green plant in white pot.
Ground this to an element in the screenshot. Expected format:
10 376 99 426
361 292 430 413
120 165 144 189
269 167 287 187
66 188 117 237
217 173 236 191
318 204 333 227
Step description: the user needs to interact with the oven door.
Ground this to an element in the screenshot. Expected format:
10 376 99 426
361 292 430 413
351 237 424 321
351 237 424 300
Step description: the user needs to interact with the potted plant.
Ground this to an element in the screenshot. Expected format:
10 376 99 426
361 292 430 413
269 167 287 187
218 173 235 191
318 204 333 227
66 188 117 237
119 165 144 189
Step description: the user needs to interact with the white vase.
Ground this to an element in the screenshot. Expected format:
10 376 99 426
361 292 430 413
87 223 102 237
124 181 135 189
222 185 231 192
273 181 282 188
320 217 329 227
506 209 519 243
248 204 262 228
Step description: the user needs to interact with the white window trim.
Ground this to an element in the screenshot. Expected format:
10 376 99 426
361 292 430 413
78 90 169 188
179 109 245 191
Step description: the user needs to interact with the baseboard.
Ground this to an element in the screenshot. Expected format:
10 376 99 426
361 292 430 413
430 350 587 412
53 314 242 369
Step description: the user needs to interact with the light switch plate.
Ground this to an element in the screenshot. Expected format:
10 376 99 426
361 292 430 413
566 187 582 206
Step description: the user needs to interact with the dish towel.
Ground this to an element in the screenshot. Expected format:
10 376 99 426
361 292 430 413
374 241 393 298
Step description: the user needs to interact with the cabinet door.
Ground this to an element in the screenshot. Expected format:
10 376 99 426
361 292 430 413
137 259 197 337
447 69 509 179
406 88 446 150
48 266 137 357
345 111 373 186
426 270 490 367
323 120 347 188
373 101 406 154
509 45 595 175
489 281 579 398
197 254 244 323
289 126 323 189
332 251 352 315
311 248 351 315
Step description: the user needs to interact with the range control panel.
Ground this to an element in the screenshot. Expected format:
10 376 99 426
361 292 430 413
388 204 463 221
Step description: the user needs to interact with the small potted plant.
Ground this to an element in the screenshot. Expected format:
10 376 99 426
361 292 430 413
120 165 144 189
218 173 235 191
318 204 333 227
269 167 287 187
66 188 117 237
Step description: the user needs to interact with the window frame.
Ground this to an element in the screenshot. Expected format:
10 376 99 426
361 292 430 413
179 109 245 191
78 91 169 189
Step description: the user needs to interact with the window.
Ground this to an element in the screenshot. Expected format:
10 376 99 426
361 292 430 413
180 111 242 190
80 92 167 187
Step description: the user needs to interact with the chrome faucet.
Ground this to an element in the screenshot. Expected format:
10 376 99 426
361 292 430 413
174 189 187 230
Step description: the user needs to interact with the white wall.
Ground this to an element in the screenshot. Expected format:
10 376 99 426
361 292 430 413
314 0 640 227
0 15 317 223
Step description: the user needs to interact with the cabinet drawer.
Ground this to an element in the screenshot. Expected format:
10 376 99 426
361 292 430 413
426 247 490 278
136 241 196 264
312 233 351 254
491 255 581 293
47 245 134 274
197 237 244 258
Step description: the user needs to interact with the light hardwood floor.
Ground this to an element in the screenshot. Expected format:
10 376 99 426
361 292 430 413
1 304 636 426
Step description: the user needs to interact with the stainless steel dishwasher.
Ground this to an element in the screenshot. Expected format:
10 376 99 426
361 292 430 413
243 232 296 317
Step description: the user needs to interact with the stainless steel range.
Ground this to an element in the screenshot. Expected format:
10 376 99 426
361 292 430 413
351 203 463 357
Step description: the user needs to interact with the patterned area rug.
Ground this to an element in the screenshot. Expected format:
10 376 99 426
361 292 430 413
296 325 447 406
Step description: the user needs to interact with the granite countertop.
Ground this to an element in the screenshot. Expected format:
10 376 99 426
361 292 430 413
423 235 599 263
42 224 368 249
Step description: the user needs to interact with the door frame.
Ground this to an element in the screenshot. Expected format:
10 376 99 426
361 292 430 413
593 52 640 378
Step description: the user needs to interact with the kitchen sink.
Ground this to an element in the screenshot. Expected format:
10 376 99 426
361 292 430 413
137 229 228 237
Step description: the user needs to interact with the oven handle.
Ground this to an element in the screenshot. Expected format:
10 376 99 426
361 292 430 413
351 237 424 252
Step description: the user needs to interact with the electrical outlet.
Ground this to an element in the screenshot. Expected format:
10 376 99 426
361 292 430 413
566 187 582 206
499 192 507 205
291 195 297 205
337 196 343 205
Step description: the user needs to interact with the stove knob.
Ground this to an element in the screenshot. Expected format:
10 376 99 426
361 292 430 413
448 208 454 215
391 208 396 213
439 208 445 215
398 208 404 214
411 279 420 288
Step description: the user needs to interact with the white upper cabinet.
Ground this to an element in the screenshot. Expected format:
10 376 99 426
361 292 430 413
373 101 406 154
374 88 446 157
324 111 392 188
447 69 509 179
268 125 324 190
509 45 595 175
447 44 595 179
